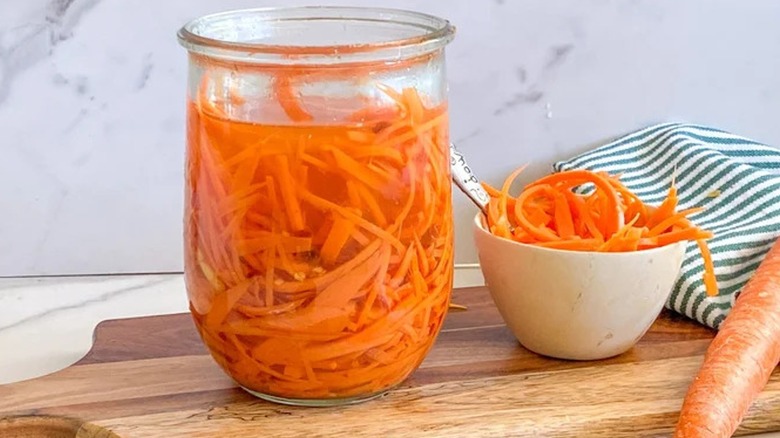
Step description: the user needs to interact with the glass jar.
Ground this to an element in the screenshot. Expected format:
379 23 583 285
177 7 456 406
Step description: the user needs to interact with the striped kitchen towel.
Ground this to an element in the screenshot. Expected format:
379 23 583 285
554 123 780 329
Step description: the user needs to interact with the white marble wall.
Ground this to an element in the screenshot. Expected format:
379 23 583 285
2 0 780 276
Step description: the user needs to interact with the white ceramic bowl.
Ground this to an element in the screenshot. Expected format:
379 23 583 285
473 214 686 361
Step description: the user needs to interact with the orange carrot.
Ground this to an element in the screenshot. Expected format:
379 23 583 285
529 170 622 237
513 185 563 242
697 239 718 297
497 164 528 235
675 238 780 437
272 155 305 232
647 207 704 237
562 190 603 241
483 168 715 295
274 74 313 122
553 191 575 239
537 238 602 251
319 216 356 267
185 76 452 400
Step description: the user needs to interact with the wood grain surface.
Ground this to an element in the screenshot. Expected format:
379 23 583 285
1 286 779 437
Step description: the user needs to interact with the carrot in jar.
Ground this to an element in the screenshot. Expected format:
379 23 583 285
184 75 453 400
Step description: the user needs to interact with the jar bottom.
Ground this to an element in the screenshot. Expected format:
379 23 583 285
241 386 391 407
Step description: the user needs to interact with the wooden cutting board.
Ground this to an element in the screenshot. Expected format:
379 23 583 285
1 286 779 438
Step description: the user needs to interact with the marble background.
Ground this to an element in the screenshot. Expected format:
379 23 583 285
2 0 780 276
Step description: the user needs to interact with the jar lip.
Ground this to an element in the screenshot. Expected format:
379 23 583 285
177 6 455 64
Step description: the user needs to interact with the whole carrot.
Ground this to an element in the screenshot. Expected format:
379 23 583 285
674 238 780 437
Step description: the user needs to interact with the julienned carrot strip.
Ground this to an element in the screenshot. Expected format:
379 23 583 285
331 148 391 189
415 187 439 241
647 207 704 237
193 132 235 280
697 239 718 297
512 228 536 244
481 182 502 198
529 170 622 237
402 87 425 123
273 155 305 232
375 83 407 110
357 243 392 327
414 234 431 277
298 188 404 252
367 162 397 184
205 280 253 327
647 183 679 229
219 183 266 219
274 74 313 122
250 304 356 335
320 216 356 266
345 180 363 210
274 239 383 294
388 160 419 233
498 165 528 235
537 239 602 251
300 153 329 170
274 248 308 277
264 246 275 307
238 233 312 254
600 214 640 252
196 248 224 292
310 246 386 309
514 185 562 242
304 282 443 362
606 175 645 216
489 199 509 238
390 244 416 288
522 205 552 228
562 190 604 241
354 182 389 227
186 79 453 400
410 253 428 302
553 192 575 239
652 228 713 246
484 168 716 296
264 177 279 306
675 238 780 437
236 298 305 318
374 113 447 150
223 323 341 342
351 228 371 246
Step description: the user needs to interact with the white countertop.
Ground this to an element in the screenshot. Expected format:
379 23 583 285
1 269 777 437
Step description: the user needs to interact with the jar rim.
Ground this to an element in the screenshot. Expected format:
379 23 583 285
177 6 455 65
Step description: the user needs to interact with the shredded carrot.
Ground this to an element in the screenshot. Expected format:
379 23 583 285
675 237 780 437
484 168 716 296
697 239 718 298
529 170 622 237
319 216 356 267
274 74 313 122
185 75 452 401
514 185 563 242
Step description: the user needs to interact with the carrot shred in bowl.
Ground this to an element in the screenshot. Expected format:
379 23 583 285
482 167 717 296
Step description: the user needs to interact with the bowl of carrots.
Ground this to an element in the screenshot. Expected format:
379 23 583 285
473 168 714 360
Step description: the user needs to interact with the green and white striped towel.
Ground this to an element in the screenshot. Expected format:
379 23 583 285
554 123 780 330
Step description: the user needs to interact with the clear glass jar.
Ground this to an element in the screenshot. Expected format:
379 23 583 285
177 7 456 406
